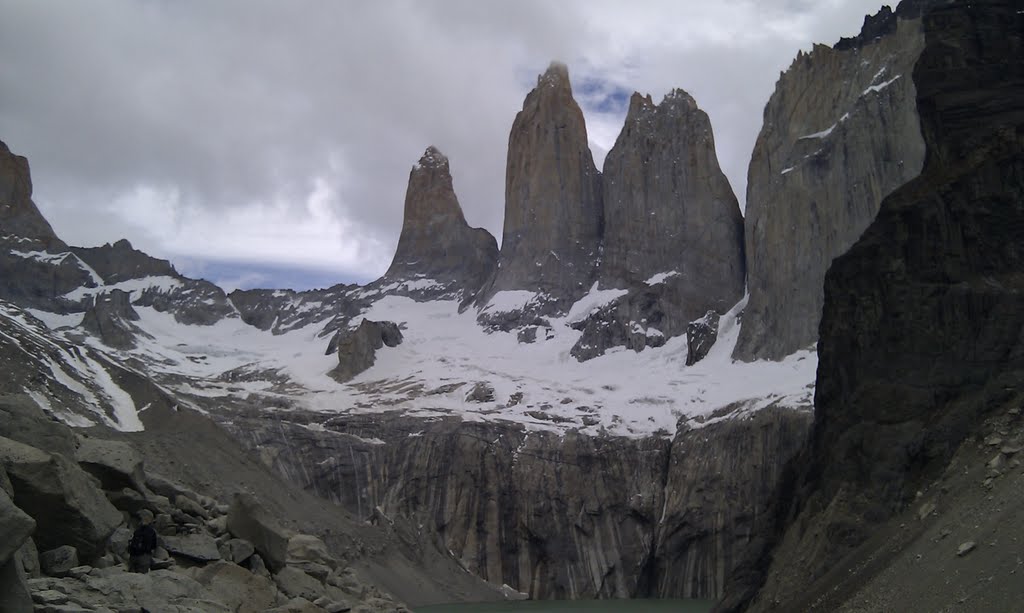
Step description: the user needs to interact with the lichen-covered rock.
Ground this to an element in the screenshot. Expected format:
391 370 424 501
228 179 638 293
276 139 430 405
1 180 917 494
735 4 928 361
329 319 403 383
481 62 603 316
601 90 745 301
383 147 498 300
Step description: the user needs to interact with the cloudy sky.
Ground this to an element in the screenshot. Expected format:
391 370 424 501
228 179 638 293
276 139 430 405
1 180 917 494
0 0 887 291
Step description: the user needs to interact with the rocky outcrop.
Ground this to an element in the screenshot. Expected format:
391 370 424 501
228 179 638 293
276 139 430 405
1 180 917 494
481 62 603 317
79 288 143 349
72 239 176 283
0 139 63 248
384 146 498 300
230 284 361 337
0 140 98 308
686 311 720 366
328 319 403 382
735 3 929 361
601 90 745 296
728 2 1024 610
226 405 812 601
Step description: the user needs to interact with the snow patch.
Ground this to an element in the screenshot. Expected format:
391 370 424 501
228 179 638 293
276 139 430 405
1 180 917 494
863 75 901 96
645 271 679 285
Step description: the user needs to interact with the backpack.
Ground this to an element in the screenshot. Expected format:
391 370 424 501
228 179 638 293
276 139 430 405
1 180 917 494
128 525 153 556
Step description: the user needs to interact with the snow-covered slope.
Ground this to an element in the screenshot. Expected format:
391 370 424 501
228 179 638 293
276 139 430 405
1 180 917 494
17 276 815 438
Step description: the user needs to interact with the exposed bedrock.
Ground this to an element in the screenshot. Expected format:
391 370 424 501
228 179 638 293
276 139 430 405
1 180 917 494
726 2 1024 610
480 62 603 317
79 289 143 349
384 146 498 300
735 3 928 361
224 405 811 600
601 89 745 300
328 319 403 383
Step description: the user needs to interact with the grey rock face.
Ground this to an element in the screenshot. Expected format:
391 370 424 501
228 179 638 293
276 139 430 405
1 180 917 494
230 284 360 337
384 147 498 299
481 62 603 315
735 8 928 361
0 139 63 248
685 311 720 366
226 407 811 600
162 533 221 562
328 319 403 383
79 289 143 349
733 3 1024 610
601 90 745 300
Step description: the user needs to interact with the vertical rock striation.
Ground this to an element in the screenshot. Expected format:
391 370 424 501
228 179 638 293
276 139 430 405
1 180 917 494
601 89 744 297
481 62 603 315
384 146 498 300
735 3 929 361
727 2 1024 610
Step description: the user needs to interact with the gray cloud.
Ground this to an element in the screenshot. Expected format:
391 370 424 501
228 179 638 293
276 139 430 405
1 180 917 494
0 0 889 287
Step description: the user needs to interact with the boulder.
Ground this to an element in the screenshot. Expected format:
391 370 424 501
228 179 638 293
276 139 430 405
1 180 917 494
266 597 324 613
0 485 34 563
227 493 292 572
17 537 40 578
685 311 720 366
193 560 279 612
74 435 146 491
328 319 403 383
274 566 325 601
0 558 32 613
0 393 77 456
175 494 210 519
0 436 121 559
39 545 78 577
286 534 334 568
224 538 254 564
162 533 221 563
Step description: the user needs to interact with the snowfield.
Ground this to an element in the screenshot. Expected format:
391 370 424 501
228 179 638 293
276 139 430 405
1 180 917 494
14 280 816 438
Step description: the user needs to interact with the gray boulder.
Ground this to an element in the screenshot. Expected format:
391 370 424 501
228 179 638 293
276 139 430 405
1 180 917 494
193 560 279 612
162 533 221 563
227 493 292 572
328 319 403 383
0 485 34 563
39 545 78 577
0 436 121 559
274 566 325 601
0 558 31 613
0 393 76 456
74 435 146 491
224 538 255 564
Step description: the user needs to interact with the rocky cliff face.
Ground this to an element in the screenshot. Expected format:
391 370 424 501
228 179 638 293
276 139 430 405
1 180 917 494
482 62 603 316
567 89 745 361
0 140 98 308
601 90 744 295
727 2 1024 609
734 4 928 361
223 404 811 601
384 147 498 300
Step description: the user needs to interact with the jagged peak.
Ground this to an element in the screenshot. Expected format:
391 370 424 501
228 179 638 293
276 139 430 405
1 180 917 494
660 88 698 112
413 146 449 172
626 92 655 119
537 61 571 91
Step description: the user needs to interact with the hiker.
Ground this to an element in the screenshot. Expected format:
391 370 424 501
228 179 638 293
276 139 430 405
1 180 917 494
128 509 158 573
